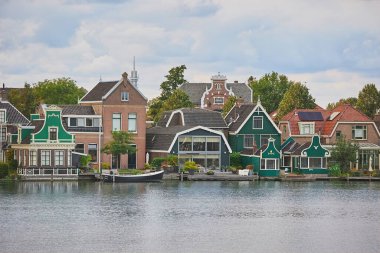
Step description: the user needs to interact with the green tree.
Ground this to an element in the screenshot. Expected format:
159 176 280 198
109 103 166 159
8 83 38 118
161 89 193 112
276 82 316 120
356 84 380 118
33 77 87 105
331 136 359 173
248 72 293 113
222 96 237 117
160 65 187 100
102 131 136 169
327 97 358 110
148 65 192 122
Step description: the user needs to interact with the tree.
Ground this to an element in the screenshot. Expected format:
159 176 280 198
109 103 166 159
222 96 237 117
276 82 316 120
102 131 136 169
160 65 187 100
356 84 380 119
248 72 293 113
148 65 192 122
33 77 87 105
331 136 359 173
8 83 38 118
327 97 358 110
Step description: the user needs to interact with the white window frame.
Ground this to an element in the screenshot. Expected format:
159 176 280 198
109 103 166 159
352 125 367 140
54 150 64 166
49 127 58 141
253 116 263 129
88 144 98 162
215 83 222 90
67 150 72 167
112 113 122 131
0 110 6 123
41 150 51 166
128 113 137 132
262 159 278 170
121 91 129 101
0 127 6 142
214 97 224 105
299 122 315 135
244 135 254 148
29 150 37 166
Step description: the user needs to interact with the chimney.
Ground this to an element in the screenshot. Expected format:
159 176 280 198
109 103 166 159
235 96 244 108
122 72 128 84
374 109 380 129
234 80 238 83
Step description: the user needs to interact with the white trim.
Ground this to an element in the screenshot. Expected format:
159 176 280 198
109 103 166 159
298 122 315 135
102 78 148 101
240 153 260 158
233 104 281 134
214 97 224 105
2 101 30 124
65 115 101 118
166 109 185 127
260 138 281 158
200 84 213 108
79 100 102 104
167 126 232 153
88 143 98 163
121 91 129 101
329 122 380 138
0 109 6 123
147 149 170 153
252 115 263 129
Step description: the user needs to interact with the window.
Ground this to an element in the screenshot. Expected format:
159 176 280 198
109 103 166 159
49 128 57 141
179 137 192 151
260 135 271 147
70 118 77 126
121 91 129 101
300 157 308 168
128 113 137 132
86 118 93 127
68 151 72 167
261 159 277 170
93 118 100 127
253 116 263 129
41 150 50 166
244 135 254 148
309 158 322 168
0 110 5 123
88 144 97 162
215 83 222 90
299 122 315 135
336 131 342 139
54 150 64 166
29 150 37 166
77 118 85 127
214 97 224 104
207 137 220 151
75 144 85 153
0 127 6 142
112 113 121 131
352 125 367 140
193 137 206 151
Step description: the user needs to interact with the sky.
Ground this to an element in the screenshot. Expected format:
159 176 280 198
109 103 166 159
0 0 379 108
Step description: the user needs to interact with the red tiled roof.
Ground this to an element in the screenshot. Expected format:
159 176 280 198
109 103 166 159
279 104 373 136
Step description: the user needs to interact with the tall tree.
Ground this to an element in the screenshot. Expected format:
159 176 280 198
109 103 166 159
331 136 359 173
102 131 136 169
276 82 316 120
160 65 187 100
248 72 293 113
148 65 192 122
8 83 38 118
222 96 237 117
326 97 358 110
33 77 87 105
356 84 380 118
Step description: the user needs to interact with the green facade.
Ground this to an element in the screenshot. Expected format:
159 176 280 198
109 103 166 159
301 135 330 158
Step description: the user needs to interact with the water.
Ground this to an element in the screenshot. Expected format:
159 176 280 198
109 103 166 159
0 180 379 253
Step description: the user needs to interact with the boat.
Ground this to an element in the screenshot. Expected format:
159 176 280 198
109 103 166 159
103 170 164 183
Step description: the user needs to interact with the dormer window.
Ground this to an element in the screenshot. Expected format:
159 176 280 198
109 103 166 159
299 122 315 135
121 91 129 101
49 128 57 141
216 83 222 90
0 110 6 123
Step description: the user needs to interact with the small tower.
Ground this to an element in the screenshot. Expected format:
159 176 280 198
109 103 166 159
130 56 139 88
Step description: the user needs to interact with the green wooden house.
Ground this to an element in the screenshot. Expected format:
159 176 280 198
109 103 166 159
12 105 78 178
281 135 330 175
225 101 281 176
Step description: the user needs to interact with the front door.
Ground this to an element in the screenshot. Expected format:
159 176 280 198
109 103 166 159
112 154 120 169
128 145 137 169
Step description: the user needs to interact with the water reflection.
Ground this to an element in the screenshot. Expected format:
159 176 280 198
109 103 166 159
0 181 379 253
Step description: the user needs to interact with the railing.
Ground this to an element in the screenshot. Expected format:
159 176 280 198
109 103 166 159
17 167 79 176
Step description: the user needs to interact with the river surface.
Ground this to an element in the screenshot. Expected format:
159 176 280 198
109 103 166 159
0 180 379 253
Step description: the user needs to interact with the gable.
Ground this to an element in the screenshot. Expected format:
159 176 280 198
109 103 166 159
103 79 147 106
301 135 330 157
261 139 281 159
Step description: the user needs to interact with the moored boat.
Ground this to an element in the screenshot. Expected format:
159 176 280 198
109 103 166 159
103 170 164 183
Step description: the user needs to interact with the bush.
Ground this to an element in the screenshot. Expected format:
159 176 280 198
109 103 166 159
350 171 362 177
328 164 341 177
144 163 152 170
183 161 197 171
206 170 215 175
228 166 238 174
151 157 166 169
101 162 110 170
230 152 242 167
0 162 9 179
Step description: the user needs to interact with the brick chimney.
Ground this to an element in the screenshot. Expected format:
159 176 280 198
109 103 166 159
122 72 128 84
374 109 380 132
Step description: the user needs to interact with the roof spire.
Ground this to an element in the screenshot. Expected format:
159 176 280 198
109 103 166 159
99 75 102 82
130 56 139 88
257 95 261 105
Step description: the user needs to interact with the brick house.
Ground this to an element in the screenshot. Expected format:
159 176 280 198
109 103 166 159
79 72 148 169
179 73 252 111
278 104 380 172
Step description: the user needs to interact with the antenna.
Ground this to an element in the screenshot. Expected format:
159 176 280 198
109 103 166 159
130 56 139 88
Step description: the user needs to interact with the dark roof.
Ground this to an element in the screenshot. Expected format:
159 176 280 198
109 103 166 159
179 82 252 106
0 101 29 125
21 120 45 144
80 81 118 102
146 126 194 151
60 105 95 115
281 139 310 156
298 111 324 121
225 103 257 132
156 108 227 129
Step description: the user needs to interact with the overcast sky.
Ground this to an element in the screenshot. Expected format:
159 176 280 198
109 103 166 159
1 0 379 107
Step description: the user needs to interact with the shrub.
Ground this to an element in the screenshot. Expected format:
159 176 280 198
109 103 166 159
206 170 215 175
230 152 242 167
328 164 341 177
350 171 362 177
144 163 152 170
166 155 178 167
183 161 197 171
0 162 9 179
101 162 110 170
151 157 166 169
229 166 238 174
